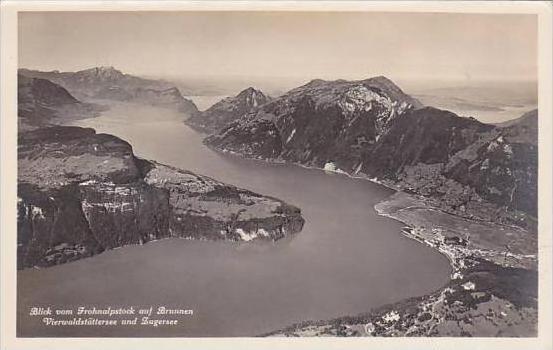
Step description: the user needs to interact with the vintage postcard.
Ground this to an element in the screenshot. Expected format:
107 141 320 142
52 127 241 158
1 1 552 349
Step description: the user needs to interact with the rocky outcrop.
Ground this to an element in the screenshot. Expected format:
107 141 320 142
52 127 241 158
205 76 538 228
17 125 304 269
186 87 271 132
19 67 199 115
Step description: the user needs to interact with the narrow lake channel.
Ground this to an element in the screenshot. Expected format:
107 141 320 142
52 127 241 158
17 102 451 336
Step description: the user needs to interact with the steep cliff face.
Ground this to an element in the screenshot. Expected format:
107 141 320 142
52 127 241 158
186 87 271 132
205 77 538 225
17 126 304 269
19 67 199 116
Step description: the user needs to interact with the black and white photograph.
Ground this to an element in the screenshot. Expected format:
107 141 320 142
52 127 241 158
1 1 552 349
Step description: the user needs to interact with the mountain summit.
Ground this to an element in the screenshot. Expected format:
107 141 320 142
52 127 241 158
206 75 423 160
74 66 126 82
186 87 271 132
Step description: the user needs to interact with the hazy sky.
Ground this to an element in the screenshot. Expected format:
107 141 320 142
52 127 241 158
19 11 537 83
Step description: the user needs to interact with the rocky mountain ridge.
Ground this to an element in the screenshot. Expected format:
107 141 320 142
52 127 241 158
206 76 422 160
18 67 199 115
224 77 539 338
205 76 538 228
186 87 271 133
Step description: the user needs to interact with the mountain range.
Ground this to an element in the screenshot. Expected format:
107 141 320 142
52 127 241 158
18 67 199 115
18 74 102 131
16 71 304 268
15 67 540 338
16 67 539 252
186 87 271 132
203 76 538 227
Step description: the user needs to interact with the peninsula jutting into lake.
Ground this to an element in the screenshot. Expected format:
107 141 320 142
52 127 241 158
16 11 539 338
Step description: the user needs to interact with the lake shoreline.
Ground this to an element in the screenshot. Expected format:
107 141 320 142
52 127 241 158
261 193 538 337
75 108 540 336
18 105 454 337
143 120 535 337
19 103 535 337
201 138 538 336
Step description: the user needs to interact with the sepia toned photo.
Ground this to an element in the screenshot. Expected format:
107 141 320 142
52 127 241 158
1 2 552 349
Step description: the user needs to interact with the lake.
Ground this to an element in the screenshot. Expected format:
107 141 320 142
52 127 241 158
17 102 451 337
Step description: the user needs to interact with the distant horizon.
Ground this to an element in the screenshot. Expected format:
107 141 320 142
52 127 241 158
18 64 538 83
18 64 538 124
18 64 538 98
19 12 537 84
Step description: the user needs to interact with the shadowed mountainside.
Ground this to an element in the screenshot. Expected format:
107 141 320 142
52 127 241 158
205 76 537 227
17 73 304 269
18 74 102 131
19 67 199 115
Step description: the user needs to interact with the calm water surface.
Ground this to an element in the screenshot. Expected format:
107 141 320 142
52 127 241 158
18 102 451 337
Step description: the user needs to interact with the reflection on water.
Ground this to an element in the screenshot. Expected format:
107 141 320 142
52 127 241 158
17 102 451 337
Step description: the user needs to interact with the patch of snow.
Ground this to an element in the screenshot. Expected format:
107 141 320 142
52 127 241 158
286 128 296 143
81 198 134 213
258 228 270 237
339 85 392 115
79 180 97 186
462 281 476 290
236 228 257 242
